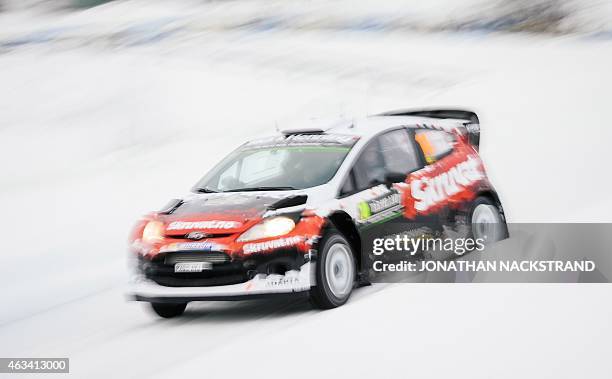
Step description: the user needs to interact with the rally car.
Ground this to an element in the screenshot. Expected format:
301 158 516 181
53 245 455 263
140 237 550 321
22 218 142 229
128 108 507 317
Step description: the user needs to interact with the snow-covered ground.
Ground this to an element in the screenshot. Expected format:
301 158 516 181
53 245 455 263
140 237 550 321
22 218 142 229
1 3 612 377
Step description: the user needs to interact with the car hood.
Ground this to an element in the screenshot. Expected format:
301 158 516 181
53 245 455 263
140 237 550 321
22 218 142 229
160 192 305 235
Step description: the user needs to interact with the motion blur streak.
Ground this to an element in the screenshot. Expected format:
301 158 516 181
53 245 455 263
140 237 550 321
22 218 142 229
0 1 611 378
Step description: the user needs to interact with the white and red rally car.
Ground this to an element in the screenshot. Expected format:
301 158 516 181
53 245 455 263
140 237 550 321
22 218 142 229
128 109 507 317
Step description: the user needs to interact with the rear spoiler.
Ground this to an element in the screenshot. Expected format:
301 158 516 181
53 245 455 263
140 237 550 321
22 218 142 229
378 108 481 151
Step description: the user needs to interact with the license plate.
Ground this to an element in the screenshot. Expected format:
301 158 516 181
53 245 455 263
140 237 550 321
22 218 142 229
174 262 212 273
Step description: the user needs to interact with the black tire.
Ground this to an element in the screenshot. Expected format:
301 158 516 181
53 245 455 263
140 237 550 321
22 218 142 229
310 228 356 309
150 302 187 318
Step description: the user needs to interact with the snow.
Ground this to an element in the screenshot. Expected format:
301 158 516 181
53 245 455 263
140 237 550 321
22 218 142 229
1 2 612 378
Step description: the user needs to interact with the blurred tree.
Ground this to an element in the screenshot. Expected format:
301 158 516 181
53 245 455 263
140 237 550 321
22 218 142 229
493 0 568 33
72 0 114 8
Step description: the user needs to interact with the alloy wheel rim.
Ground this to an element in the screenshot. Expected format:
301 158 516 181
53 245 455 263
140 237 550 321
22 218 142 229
325 243 354 298
472 204 501 243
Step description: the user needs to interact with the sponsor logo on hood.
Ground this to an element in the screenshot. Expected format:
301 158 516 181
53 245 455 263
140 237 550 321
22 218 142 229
167 220 242 231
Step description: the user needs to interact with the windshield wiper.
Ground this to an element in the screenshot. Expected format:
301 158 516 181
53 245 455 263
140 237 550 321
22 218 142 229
224 186 297 192
195 187 218 193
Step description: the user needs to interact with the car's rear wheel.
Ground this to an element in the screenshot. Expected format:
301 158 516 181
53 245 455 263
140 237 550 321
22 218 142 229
310 228 356 309
470 196 507 245
150 302 187 318
442 196 507 255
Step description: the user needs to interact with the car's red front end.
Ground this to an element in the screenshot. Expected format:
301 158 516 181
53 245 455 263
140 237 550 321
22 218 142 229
128 194 326 302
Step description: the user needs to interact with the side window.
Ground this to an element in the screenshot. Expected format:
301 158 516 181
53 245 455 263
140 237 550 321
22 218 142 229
341 129 426 196
415 130 455 164
378 129 421 175
217 161 239 191
339 171 355 196
352 140 385 191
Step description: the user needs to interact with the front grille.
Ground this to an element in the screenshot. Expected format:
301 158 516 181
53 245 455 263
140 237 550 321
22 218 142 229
140 246 303 288
142 252 248 287
164 251 230 265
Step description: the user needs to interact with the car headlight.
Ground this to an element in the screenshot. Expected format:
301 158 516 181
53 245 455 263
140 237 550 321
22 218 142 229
237 216 296 242
142 220 165 244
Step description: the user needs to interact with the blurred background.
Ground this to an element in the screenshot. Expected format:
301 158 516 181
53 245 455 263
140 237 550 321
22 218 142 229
1 1 611 378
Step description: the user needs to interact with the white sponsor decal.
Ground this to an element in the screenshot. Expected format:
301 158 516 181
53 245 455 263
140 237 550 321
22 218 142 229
243 236 303 254
369 191 401 214
166 220 241 230
265 276 299 287
411 156 483 212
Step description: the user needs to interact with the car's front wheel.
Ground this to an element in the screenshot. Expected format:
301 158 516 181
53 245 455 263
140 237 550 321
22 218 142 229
310 228 356 309
150 302 187 318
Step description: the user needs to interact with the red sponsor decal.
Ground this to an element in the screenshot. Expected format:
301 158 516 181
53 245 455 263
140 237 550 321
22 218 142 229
404 153 483 218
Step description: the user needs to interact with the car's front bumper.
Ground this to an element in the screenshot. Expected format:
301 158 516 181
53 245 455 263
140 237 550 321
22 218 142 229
129 262 313 303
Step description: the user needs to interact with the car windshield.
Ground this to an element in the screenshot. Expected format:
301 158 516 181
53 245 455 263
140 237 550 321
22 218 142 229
194 145 351 192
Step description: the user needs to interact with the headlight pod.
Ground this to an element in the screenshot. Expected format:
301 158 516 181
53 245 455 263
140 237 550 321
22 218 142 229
142 220 165 244
237 216 296 242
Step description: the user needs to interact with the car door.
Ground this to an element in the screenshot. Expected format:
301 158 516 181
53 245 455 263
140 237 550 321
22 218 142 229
337 128 425 259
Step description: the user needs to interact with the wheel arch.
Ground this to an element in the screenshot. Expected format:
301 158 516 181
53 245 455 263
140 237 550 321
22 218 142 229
327 211 362 270
475 189 506 220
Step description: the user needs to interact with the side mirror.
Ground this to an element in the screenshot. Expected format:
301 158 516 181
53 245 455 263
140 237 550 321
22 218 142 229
384 172 407 185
